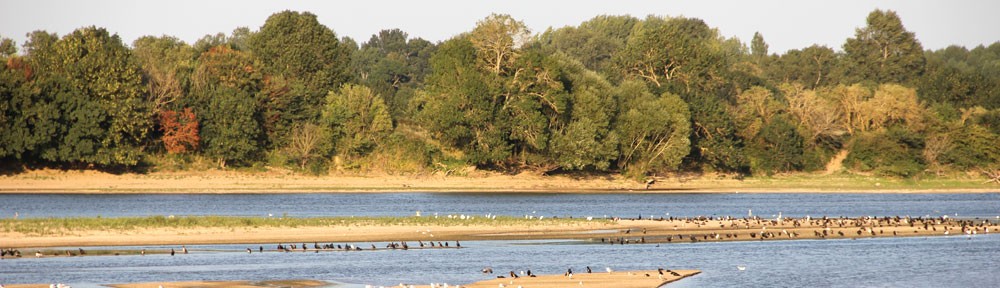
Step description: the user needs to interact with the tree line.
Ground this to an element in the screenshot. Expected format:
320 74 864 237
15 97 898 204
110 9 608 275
1 9 998 178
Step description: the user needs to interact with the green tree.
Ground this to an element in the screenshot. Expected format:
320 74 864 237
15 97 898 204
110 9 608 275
199 86 263 168
192 32 229 54
615 16 725 92
843 9 925 84
0 36 15 58
321 84 393 156
415 37 509 165
46 27 152 166
132 36 195 115
469 14 530 75
845 126 925 177
189 46 264 167
613 81 691 176
538 15 638 76
249 10 351 147
547 54 619 171
940 124 1000 170
768 45 838 88
730 86 782 140
1 53 62 161
353 29 436 120
782 84 846 147
750 31 768 63
748 115 805 175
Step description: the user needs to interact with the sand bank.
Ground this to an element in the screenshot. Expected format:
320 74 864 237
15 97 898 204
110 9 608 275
4 216 995 250
1 169 997 193
406 269 700 288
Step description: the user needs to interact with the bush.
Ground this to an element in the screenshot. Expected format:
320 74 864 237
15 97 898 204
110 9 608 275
940 124 1000 169
747 116 805 176
845 127 925 177
351 130 443 174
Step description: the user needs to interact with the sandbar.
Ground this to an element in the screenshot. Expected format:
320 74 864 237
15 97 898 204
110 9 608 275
4 216 995 250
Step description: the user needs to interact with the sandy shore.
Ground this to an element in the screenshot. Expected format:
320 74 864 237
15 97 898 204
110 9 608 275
1 169 997 193
4 216 995 250
410 269 700 288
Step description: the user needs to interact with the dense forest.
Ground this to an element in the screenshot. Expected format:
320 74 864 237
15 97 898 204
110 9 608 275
1 9 999 179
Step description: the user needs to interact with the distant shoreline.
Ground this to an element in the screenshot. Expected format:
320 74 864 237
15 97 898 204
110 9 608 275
1 169 997 194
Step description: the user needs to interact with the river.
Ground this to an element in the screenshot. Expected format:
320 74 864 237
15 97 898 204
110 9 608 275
2 192 999 287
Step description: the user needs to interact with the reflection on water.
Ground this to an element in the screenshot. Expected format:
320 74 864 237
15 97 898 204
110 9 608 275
2 235 999 287
3 192 999 219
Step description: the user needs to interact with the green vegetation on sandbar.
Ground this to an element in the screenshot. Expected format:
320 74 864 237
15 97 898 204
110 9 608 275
0 215 605 236
703 173 997 191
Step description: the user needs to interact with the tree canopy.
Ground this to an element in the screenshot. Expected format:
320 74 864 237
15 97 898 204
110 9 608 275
2 10 998 179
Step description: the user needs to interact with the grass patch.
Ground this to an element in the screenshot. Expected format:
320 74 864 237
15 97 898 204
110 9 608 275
714 173 994 191
0 215 606 236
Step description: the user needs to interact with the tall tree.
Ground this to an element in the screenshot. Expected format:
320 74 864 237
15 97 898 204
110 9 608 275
547 54 619 171
132 36 195 115
249 10 351 147
50 27 152 166
415 37 509 165
843 9 925 84
469 14 530 75
750 31 768 62
189 46 264 167
768 45 838 88
613 81 692 176
0 36 15 58
354 29 436 120
615 16 724 92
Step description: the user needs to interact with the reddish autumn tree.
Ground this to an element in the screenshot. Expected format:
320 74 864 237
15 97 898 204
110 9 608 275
158 107 199 153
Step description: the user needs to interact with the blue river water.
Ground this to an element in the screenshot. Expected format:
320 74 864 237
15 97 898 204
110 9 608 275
2 236 999 287
2 192 999 219
1 192 999 287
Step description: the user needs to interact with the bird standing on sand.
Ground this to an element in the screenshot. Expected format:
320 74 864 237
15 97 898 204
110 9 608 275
170 248 175 256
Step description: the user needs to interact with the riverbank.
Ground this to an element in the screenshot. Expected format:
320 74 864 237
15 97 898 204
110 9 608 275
3 215 995 249
0 168 997 193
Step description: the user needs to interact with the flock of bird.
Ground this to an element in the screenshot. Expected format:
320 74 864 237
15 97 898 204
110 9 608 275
269 240 462 253
593 215 997 244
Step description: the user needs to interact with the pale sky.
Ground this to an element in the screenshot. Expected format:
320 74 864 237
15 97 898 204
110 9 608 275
1 0 998 54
